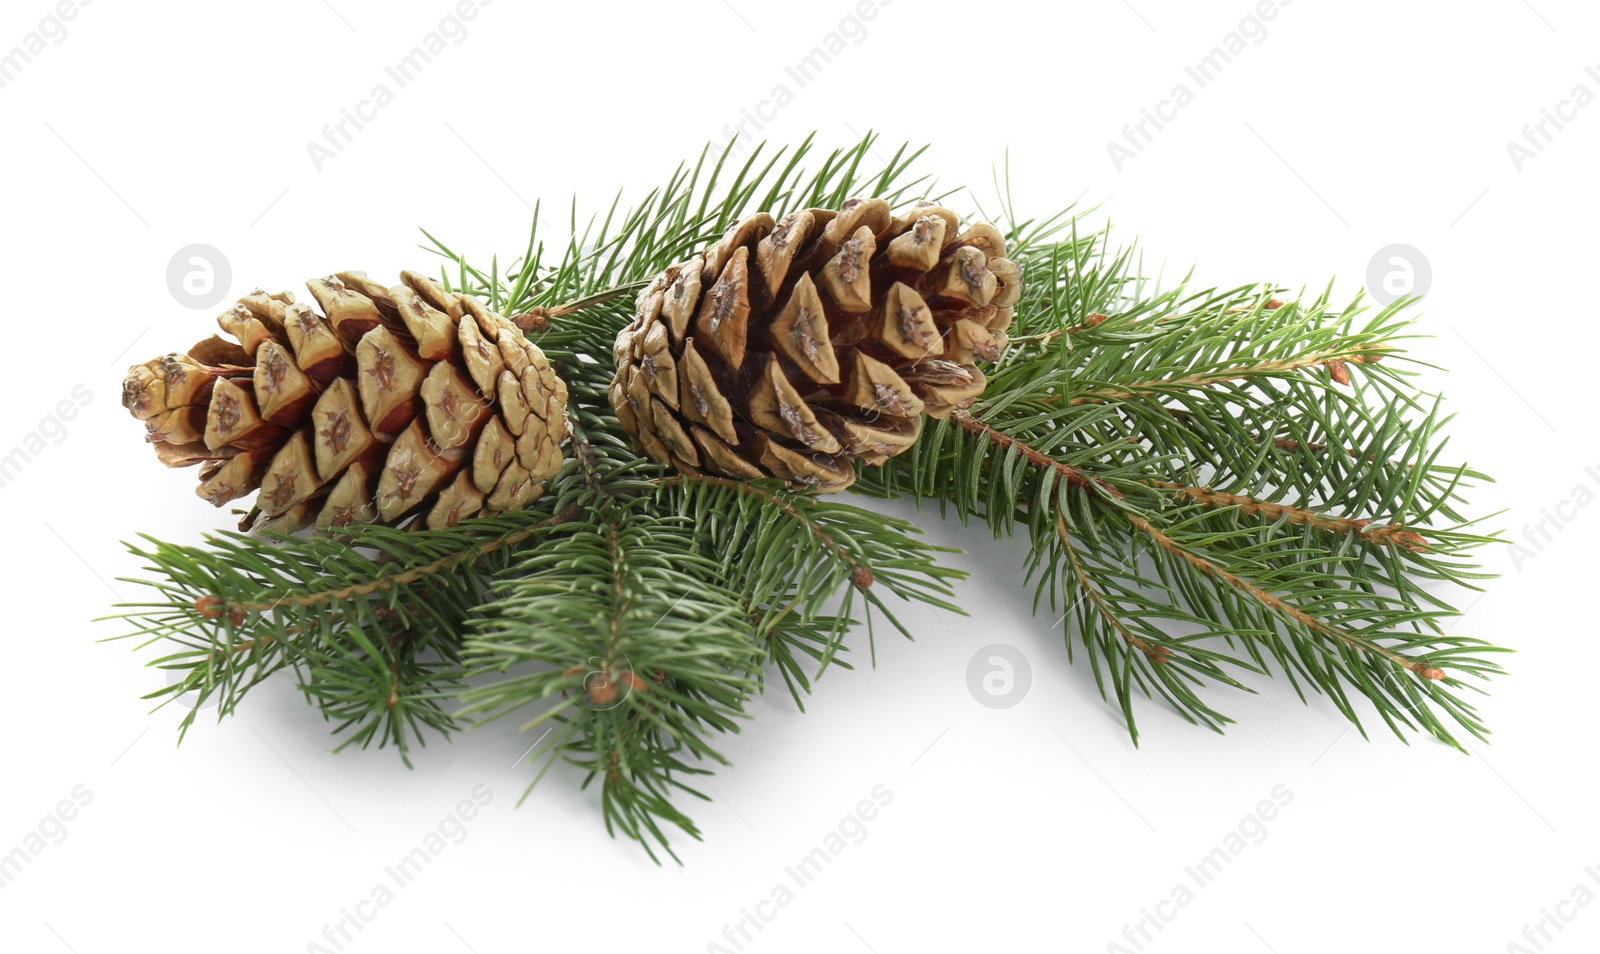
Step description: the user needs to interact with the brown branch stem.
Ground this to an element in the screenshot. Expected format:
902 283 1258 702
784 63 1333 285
1056 344 1386 406
1008 312 1109 345
1120 509 1442 677
1149 480 1428 551
1141 405 1422 475
950 409 1124 500
508 281 648 331
215 505 582 616
959 410 1444 678
1056 514 1169 662
1007 298 1291 350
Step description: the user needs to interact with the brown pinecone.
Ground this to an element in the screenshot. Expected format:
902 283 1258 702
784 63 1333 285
608 199 1020 492
121 271 568 533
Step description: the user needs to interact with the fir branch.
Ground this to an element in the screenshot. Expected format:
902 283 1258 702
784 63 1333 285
108 506 578 759
460 510 764 862
861 207 1507 747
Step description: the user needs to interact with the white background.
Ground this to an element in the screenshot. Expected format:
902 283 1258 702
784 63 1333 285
1 1 1595 951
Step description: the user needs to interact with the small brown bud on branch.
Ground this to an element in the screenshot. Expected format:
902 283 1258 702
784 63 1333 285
508 309 551 331
585 673 618 706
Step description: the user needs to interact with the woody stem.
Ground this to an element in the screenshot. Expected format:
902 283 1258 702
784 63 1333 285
508 281 649 331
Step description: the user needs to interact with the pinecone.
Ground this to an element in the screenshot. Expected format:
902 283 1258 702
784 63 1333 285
121 271 568 533
608 199 1021 492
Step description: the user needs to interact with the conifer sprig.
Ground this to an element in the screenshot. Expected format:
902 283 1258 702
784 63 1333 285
856 210 1507 748
106 133 1506 861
